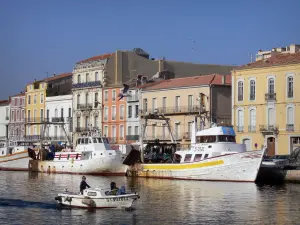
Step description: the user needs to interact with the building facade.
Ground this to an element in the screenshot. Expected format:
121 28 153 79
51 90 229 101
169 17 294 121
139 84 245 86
140 74 232 147
126 89 140 143
72 54 111 143
25 79 46 140
8 93 25 145
232 52 300 155
256 44 300 61
102 87 126 144
0 100 10 141
45 95 72 142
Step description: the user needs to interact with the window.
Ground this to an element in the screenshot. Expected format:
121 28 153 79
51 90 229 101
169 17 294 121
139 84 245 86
237 109 244 132
85 93 89 104
95 72 99 81
41 93 44 103
85 116 89 128
267 108 275 129
249 109 256 132
250 80 255 100
33 95 37 104
162 125 166 139
184 154 192 162
112 90 116 101
104 126 108 137
188 95 193 111
22 110 25 120
135 126 138 135
104 91 108 102
41 109 44 121
135 105 139 118
287 106 294 131
120 125 124 140
120 105 124 120
6 107 9 118
152 98 157 112
128 106 132 118
143 99 148 112
78 74 81 83
28 110 31 122
34 110 37 122
94 115 99 128
68 108 71 118
128 126 132 135
95 93 98 103
162 97 167 112
104 107 108 120
55 109 58 117
194 154 202 162
77 94 80 105
112 106 116 120
188 122 193 137
175 123 180 139
11 111 15 122
86 73 89 82
46 109 49 119
152 125 156 138
112 126 116 138
287 76 294 98
27 95 31 104
175 96 180 112
238 81 243 101
268 78 275 94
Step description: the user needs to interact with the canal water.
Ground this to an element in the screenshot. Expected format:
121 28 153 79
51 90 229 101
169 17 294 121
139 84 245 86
0 171 300 225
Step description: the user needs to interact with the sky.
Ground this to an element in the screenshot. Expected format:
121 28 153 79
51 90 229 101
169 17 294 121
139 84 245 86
0 0 299 99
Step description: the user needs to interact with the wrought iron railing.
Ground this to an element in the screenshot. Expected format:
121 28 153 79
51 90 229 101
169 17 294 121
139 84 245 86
72 81 102 89
236 126 244 132
77 104 93 110
259 124 279 132
126 135 139 141
141 105 200 115
265 93 276 101
286 124 294 131
287 91 293 98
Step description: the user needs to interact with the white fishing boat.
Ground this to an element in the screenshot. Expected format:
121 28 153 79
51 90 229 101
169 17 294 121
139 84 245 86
55 187 140 209
126 115 266 182
0 140 38 171
29 134 128 175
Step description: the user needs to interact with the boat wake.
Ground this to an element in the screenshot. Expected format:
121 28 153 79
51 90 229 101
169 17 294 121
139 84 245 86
0 198 57 210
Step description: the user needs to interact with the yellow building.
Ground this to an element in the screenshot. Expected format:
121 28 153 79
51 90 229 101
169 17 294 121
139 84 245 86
140 74 232 146
232 52 300 155
25 79 47 138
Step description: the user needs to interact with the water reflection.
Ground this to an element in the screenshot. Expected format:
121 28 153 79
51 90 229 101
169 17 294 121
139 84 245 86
0 171 300 225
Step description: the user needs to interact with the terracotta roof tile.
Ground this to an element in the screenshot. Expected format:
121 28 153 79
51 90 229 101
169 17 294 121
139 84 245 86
141 74 231 91
77 53 115 64
0 100 9 105
45 72 72 82
238 52 300 70
11 92 25 97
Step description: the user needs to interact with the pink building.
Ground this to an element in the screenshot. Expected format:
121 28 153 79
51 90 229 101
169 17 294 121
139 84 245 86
8 92 26 145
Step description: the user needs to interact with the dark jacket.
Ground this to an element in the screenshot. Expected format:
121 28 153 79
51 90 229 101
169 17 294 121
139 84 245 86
80 180 90 194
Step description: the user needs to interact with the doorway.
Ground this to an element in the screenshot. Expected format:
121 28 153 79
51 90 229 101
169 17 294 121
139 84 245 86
267 137 276 156
243 138 251 151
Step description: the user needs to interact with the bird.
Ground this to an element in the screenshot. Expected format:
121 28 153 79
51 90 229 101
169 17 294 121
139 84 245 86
118 84 131 101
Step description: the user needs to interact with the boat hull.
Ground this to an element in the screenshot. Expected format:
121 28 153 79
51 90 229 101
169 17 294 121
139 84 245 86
0 151 30 171
55 193 139 209
127 150 265 182
29 156 128 176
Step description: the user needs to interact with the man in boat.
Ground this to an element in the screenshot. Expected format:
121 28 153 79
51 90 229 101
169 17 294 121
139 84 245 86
80 176 91 194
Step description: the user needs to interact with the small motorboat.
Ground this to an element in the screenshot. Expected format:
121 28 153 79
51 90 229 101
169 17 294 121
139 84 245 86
55 188 140 209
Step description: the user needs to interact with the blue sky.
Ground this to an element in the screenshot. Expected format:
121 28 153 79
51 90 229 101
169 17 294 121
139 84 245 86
0 0 299 99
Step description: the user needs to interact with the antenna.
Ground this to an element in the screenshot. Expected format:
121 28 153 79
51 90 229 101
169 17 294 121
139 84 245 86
250 53 253 62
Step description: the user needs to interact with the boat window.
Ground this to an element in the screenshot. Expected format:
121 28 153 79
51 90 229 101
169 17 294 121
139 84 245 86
59 154 61 160
92 138 97 143
194 154 202 162
67 154 70 160
184 154 192 162
97 138 102 143
87 192 97 196
196 136 217 143
84 138 88 144
204 154 209 159
218 135 236 143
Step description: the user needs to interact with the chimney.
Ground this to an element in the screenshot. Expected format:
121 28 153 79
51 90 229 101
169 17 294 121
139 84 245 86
53 73 56 76
222 75 226 85
34 79 37 82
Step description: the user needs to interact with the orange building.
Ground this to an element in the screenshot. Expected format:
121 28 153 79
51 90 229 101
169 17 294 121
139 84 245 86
102 86 126 145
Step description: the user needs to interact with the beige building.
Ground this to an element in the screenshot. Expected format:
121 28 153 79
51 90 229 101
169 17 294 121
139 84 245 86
140 74 232 146
256 44 300 61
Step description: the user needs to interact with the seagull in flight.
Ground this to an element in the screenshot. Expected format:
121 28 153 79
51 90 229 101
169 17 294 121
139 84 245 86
118 84 131 101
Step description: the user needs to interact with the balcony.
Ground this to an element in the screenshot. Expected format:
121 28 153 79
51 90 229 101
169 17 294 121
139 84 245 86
236 126 244 132
52 117 65 123
75 127 99 133
265 93 276 101
72 81 102 89
24 135 42 141
126 135 139 141
286 124 294 131
77 103 93 110
259 125 279 135
127 94 139 102
25 117 46 123
248 125 256 132
141 105 200 116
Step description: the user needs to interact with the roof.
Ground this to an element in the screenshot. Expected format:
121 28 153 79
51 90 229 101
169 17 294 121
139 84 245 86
0 100 9 106
76 53 115 64
140 74 231 91
237 52 300 70
11 92 25 98
45 72 72 82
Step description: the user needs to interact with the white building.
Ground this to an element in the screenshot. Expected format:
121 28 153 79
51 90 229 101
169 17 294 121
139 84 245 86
256 44 300 61
72 54 113 143
0 100 10 141
45 95 72 142
126 89 140 143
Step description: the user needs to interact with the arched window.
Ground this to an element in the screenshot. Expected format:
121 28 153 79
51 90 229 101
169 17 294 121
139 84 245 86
287 76 293 98
77 74 81 83
250 80 255 100
268 78 274 94
238 81 243 101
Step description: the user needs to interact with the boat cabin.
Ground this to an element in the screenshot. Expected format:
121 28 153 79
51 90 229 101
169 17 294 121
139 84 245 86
75 136 111 152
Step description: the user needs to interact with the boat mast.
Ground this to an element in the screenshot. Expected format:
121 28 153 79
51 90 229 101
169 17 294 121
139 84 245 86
197 92 210 131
